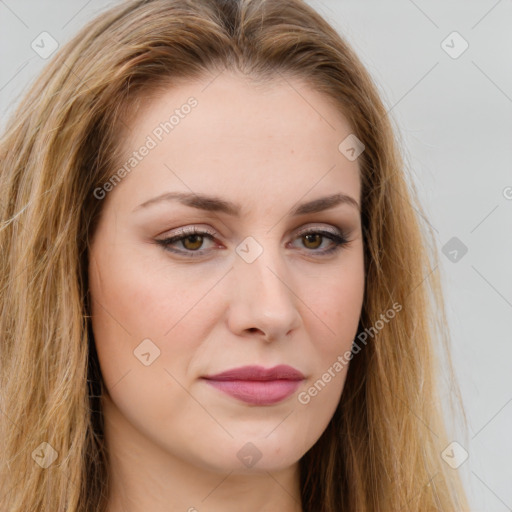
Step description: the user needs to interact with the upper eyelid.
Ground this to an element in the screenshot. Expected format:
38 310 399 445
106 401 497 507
295 225 343 236
161 223 346 239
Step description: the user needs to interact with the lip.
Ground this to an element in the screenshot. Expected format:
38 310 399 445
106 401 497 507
202 365 305 405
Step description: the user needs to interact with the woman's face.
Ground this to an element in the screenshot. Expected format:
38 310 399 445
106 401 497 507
89 71 365 474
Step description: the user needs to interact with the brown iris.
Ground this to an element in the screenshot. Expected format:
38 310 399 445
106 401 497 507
302 233 322 249
182 234 204 250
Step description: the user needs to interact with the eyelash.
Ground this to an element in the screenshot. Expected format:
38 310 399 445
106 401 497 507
155 226 350 258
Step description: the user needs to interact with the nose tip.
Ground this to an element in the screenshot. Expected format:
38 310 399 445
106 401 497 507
228 254 302 342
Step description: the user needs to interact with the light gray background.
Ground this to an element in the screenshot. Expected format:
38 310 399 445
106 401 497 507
1 1 511 510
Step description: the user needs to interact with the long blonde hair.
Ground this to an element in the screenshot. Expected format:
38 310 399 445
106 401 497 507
0 0 469 510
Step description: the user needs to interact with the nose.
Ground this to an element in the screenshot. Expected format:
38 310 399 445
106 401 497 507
226 244 302 343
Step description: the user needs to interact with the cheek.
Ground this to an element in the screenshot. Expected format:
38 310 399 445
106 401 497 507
87 242 218 391
292 273 364 449
293 253 364 416
305 254 365 356
88 248 207 435
89 242 193 339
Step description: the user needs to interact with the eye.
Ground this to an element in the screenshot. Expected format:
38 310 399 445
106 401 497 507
155 226 218 258
291 227 349 255
155 225 350 258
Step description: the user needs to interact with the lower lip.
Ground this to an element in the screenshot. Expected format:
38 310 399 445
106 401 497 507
203 379 302 405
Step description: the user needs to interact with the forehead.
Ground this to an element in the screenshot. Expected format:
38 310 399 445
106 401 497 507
111 71 361 213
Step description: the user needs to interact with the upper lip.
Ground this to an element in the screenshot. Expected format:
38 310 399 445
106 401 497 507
203 365 305 381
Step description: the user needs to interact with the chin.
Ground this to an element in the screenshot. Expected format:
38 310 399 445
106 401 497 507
184 436 304 474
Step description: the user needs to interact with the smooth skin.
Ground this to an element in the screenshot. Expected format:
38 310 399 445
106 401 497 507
88 70 365 512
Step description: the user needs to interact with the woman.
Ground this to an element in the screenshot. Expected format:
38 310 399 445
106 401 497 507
0 0 469 510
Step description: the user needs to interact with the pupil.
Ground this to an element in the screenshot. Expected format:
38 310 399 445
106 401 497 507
185 235 202 249
305 234 320 248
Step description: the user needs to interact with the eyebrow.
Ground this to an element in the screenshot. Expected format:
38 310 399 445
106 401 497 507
133 191 360 215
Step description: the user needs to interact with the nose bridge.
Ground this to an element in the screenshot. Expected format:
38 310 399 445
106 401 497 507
237 233 289 294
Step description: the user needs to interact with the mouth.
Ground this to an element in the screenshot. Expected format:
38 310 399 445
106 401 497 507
201 365 305 406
